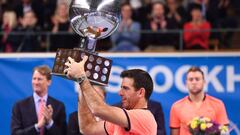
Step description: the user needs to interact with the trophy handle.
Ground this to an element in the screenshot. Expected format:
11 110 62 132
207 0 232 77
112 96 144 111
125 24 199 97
78 37 98 55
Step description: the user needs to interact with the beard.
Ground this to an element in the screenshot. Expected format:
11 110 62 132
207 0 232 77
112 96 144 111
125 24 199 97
189 87 203 95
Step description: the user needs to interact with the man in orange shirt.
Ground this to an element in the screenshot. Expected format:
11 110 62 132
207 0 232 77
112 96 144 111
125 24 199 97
65 56 157 135
170 66 229 135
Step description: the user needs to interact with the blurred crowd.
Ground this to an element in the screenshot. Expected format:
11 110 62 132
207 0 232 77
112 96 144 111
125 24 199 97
0 0 240 52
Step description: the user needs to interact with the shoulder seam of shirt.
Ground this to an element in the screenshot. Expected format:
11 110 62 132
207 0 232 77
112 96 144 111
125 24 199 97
122 109 131 131
104 121 109 135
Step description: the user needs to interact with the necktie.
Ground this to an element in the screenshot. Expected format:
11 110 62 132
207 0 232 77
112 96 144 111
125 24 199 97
38 98 45 135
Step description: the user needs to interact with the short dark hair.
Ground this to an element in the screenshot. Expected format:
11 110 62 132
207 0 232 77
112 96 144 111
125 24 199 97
120 69 153 100
120 2 132 9
190 3 202 12
186 66 204 80
151 1 166 11
33 65 52 80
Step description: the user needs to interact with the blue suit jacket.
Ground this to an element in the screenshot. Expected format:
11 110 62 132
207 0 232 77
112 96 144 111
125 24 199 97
148 100 166 135
67 111 82 135
11 95 67 135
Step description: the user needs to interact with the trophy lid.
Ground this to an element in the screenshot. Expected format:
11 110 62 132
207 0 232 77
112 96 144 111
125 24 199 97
69 0 121 39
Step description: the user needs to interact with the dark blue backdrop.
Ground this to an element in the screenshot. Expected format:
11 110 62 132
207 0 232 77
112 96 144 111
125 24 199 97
0 53 239 135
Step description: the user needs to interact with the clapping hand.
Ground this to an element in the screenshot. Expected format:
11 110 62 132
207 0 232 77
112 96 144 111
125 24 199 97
42 105 53 125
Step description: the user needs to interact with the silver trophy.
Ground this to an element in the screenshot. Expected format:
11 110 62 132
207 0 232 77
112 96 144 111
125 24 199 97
52 0 121 85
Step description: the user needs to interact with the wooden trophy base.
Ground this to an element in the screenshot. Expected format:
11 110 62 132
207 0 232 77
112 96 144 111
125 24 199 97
51 48 112 86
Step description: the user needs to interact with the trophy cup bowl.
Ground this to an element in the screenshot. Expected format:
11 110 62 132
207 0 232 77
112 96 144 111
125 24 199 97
51 0 121 86
70 0 121 40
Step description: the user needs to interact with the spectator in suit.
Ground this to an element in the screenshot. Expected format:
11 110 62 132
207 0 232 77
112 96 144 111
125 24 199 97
11 65 67 135
67 85 106 135
148 100 166 135
7 10 44 52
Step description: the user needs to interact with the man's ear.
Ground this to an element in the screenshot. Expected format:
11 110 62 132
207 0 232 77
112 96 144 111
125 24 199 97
48 80 52 86
138 88 145 98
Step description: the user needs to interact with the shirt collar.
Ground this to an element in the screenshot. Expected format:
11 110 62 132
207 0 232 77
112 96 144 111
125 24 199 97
188 93 206 102
33 92 48 104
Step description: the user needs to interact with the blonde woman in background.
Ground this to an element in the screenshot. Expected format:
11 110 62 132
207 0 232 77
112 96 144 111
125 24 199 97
49 2 79 51
51 2 71 33
0 10 17 52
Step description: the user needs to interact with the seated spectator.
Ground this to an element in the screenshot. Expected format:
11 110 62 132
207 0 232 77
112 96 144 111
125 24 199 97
166 0 187 28
132 0 152 25
0 0 7 24
49 2 79 51
14 0 45 27
0 10 17 52
141 1 178 51
40 0 57 30
186 0 208 20
218 4 238 48
51 2 70 33
110 2 141 52
7 10 44 52
183 4 211 50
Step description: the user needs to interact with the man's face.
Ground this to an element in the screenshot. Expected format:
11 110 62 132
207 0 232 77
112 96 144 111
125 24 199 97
32 70 51 95
57 3 68 17
118 77 139 110
186 71 205 95
121 5 132 19
152 3 165 18
23 11 37 27
191 9 202 21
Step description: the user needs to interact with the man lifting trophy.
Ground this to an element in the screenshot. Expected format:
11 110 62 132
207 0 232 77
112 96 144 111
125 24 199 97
52 0 121 85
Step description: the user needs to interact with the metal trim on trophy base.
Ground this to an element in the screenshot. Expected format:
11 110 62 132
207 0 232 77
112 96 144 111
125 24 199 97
51 48 112 86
